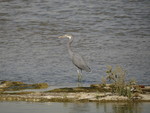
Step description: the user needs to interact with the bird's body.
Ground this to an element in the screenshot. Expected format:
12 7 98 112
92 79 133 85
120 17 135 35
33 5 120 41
58 34 91 81
71 52 91 72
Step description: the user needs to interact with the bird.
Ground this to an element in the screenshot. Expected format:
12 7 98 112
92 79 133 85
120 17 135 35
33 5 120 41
58 34 91 81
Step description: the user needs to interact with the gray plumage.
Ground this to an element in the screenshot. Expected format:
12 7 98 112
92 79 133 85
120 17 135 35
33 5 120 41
58 34 91 81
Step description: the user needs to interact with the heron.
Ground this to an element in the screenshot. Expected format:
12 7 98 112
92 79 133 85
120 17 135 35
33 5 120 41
58 34 91 81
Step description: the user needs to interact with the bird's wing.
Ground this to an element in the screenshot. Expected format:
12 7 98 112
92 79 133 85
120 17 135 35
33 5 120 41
72 52 91 72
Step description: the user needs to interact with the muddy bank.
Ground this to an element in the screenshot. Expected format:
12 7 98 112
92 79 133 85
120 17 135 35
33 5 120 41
0 81 48 92
0 81 150 102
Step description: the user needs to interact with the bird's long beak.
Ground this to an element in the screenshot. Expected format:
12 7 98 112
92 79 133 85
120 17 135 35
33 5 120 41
58 34 72 39
58 35 65 38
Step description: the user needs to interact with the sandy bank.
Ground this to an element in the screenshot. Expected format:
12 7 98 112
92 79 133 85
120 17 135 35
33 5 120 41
0 81 150 102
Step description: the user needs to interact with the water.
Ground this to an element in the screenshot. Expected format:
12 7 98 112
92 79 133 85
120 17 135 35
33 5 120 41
0 102 149 113
0 0 150 86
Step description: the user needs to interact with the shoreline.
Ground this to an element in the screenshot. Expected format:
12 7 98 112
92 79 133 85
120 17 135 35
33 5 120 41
0 92 150 103
0 81 150 103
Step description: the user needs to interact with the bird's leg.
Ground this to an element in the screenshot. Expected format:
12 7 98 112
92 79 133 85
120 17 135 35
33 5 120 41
77 70 80 81
80 70 83 81
77 70 82 82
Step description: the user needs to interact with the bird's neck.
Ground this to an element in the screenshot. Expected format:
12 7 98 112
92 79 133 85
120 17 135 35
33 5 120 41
67 37 74 57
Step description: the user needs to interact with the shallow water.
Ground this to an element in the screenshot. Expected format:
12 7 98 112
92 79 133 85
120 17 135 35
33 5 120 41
0 0 150 86
0 102 149 113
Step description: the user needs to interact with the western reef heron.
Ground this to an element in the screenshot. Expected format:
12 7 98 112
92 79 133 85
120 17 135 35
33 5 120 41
58 34 91 81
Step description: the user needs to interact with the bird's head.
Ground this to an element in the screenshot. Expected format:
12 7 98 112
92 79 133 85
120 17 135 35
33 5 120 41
58 34 72 40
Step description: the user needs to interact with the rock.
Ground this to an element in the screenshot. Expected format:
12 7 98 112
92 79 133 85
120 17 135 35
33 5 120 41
142 86 150 93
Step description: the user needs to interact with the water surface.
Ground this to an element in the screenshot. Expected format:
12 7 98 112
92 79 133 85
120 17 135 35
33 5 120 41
0 102 149 113
0 0 150 86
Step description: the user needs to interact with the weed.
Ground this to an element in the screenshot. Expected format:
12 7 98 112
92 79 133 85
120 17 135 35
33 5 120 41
101 65 141 99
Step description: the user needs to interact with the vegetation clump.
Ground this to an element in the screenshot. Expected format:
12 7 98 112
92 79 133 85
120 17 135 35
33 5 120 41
101 65 142 99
